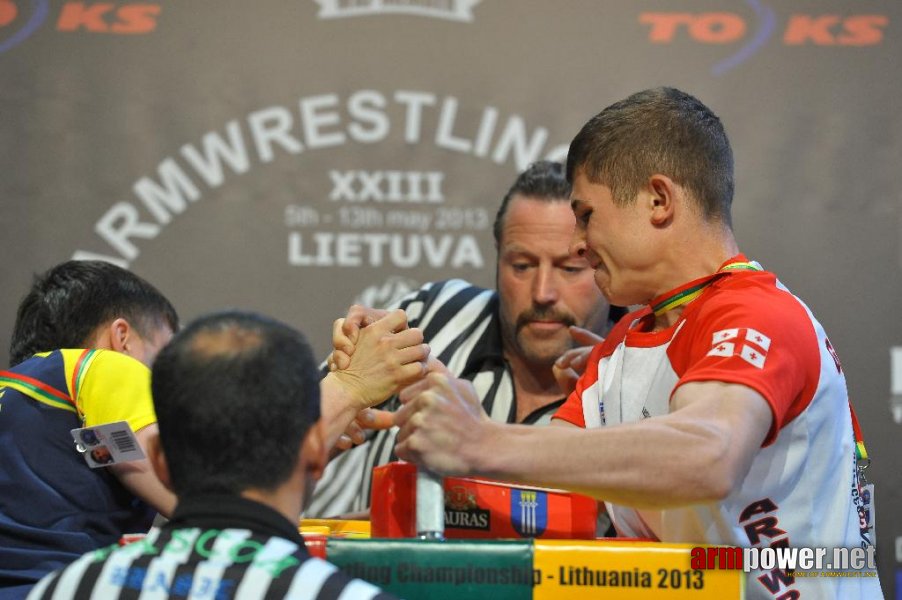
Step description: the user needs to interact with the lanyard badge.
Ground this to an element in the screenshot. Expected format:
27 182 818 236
71 421 146 468
850 406 876 546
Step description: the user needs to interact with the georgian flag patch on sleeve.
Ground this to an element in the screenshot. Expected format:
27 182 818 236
707 328 771 368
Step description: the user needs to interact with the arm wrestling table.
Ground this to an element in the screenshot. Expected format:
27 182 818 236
300 462 744 599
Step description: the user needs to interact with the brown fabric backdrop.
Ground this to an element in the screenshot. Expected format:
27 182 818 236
1 1 899 593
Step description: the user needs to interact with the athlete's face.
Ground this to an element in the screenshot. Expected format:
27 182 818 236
569 173 660 307
497 196 609 367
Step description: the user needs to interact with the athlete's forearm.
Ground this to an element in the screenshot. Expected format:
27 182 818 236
473 420 727 508
319 373 365 452
471 384 771 509
112 424 176 517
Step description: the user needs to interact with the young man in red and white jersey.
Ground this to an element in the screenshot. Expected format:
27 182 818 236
394 87 882 599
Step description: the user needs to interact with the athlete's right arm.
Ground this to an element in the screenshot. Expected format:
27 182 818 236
327 305 395 450
109 423 176 516
319 309 429 451
328 304 391 371
75 351 176 517
394 373 772 509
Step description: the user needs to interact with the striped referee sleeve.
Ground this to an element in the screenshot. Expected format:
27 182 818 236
283 558 392 599
306 280 502 518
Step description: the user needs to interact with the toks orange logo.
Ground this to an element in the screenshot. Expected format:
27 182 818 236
57 2 160 33
638 2 889 75
641 12 887 46
0 1 160 54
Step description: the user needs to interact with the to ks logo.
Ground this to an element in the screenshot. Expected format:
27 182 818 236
0 0 160 55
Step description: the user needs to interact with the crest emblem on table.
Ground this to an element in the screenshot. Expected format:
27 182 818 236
511 489 547 537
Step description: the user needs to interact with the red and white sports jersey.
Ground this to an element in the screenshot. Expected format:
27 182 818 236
554 256 881 599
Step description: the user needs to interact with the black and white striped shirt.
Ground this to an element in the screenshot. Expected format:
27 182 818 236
306 279 565 518
28 495 395 600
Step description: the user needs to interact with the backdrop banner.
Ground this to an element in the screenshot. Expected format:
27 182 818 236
1 1 899 594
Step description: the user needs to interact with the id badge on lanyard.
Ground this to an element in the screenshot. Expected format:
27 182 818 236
850 405 875 546
71 421 145 469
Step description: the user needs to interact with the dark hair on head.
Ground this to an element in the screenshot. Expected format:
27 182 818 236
9 260 178 367
493 160 571 246
566 87 734 226
151 310 321 497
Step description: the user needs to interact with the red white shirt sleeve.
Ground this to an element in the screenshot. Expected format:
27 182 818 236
670 278 821 445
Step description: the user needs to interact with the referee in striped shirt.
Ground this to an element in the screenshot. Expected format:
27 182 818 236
309 161 623 518
29 311 396 600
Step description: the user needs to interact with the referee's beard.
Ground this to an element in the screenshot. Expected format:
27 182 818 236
509 305 578 367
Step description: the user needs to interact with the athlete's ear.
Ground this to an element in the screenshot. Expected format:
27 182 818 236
108 318 135 354
646 174 677 226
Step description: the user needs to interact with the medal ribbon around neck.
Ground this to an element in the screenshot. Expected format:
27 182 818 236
850 406 868 462
648 260 871 474
650 261 762 317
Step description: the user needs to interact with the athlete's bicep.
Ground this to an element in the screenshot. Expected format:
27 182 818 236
669 381 772 485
